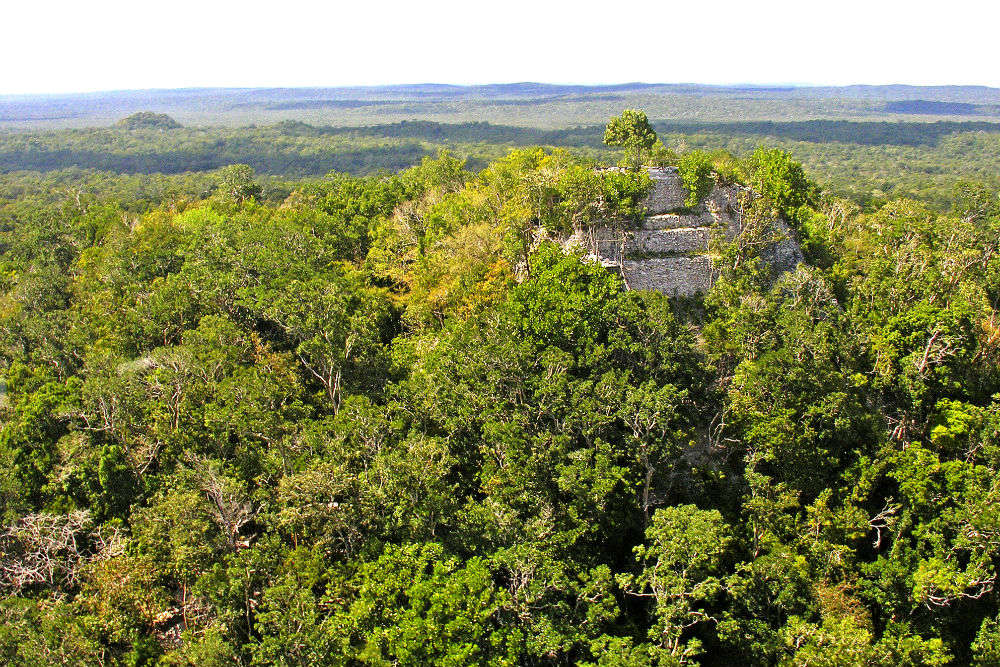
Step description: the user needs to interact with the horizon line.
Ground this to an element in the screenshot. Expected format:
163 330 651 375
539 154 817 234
4 81 1000 100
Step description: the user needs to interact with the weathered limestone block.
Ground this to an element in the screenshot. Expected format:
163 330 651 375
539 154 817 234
701 184 744 238
630 228 710 255
594 238 626 259
643 167 687 214
580 223 715 257
642 213 711 230
762 226 805 273
621 256 714 296
701 182 805 271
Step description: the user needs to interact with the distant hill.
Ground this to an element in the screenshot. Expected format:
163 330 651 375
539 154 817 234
117 111 182 129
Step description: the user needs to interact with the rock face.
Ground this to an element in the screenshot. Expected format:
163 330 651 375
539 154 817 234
566 168 803 296
644 167 689 212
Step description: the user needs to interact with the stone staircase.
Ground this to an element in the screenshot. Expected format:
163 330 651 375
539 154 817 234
564 167 802 296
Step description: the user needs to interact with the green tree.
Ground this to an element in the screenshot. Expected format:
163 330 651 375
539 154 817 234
618 505 731 665
604 109 658 171
743 147 816 226
677 151 715 209
214 164 263 206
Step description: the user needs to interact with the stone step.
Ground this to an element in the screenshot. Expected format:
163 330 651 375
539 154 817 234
642 213 712 230
631 228 711 254
592 228 711 257
620 255 714 296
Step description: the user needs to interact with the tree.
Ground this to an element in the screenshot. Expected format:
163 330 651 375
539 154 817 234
5 137 1000 664
618 505 731 664
252 543 521 666
972 615 1000 666
260 274 390 411
0 597 105 665
604 110 658 171
214 164 262 206
743 148 816 226
677 151 714 209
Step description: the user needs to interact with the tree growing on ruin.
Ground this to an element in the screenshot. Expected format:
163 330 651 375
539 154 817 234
678 150 715 208
604 109 658 171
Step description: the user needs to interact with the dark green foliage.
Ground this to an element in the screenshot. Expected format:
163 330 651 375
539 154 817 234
677 150 715 208
117 112 182 130
0 126 999 665
0 125 433 176
604 109 658 170
213 164 262 205
3 114 1000 210
743 146 818 226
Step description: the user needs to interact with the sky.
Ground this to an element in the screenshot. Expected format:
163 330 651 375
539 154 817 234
2 0 998 95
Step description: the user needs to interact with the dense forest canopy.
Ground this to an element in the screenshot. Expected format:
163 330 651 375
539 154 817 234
3 113 1000 210
1 107 1000 665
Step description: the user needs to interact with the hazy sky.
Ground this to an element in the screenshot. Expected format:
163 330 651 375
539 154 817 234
3 0 997 95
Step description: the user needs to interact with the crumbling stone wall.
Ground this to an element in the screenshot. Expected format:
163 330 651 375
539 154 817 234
644 167 688 213
563 168 804 296
621 256 714 294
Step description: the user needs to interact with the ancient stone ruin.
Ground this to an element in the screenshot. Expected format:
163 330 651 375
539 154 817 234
564 167 803 296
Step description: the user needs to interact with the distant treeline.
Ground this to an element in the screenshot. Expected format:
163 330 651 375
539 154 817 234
884 99 1000 116
304 120 608 146
265 95 631 111
0 126 434 176
264 100 387 111
1 118 1000 209
657 119 1000 146
319 118 1000 147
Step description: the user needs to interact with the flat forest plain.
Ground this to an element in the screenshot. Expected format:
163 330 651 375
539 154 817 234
3 82 1000 208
